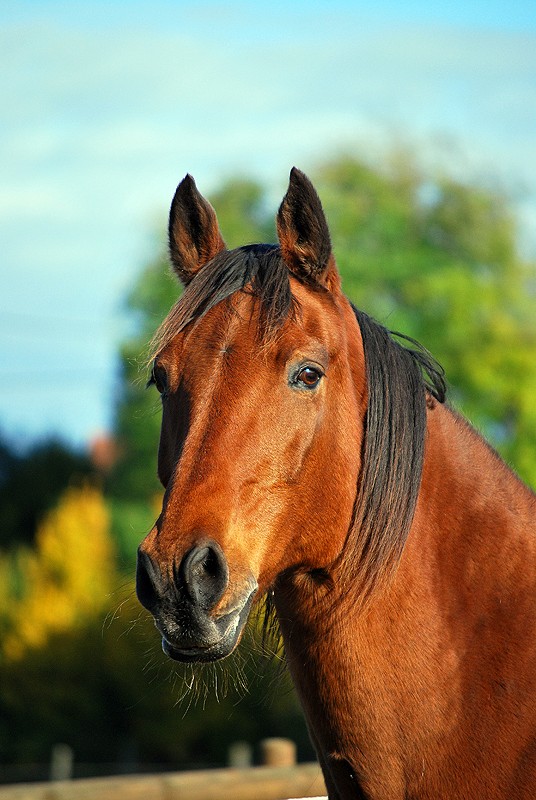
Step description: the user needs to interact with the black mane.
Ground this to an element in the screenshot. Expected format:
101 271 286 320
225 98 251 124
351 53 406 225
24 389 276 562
337 307 446 600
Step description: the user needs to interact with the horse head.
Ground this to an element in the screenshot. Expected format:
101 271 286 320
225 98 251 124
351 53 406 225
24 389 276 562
136 168 366 662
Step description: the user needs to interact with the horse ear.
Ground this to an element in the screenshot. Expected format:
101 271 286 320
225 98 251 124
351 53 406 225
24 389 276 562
168 174 226 285
277 167 338 288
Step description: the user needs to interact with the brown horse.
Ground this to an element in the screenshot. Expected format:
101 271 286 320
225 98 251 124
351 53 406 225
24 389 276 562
136 168 536 799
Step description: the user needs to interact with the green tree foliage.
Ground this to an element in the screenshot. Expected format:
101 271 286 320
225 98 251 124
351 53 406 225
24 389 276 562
112 154 535 498
0 436 95 549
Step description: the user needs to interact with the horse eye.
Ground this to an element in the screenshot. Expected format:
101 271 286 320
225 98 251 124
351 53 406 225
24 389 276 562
147 364 168 395
296 366 323 389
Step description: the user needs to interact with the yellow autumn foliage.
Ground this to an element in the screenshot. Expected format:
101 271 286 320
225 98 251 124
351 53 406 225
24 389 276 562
1 485 115 661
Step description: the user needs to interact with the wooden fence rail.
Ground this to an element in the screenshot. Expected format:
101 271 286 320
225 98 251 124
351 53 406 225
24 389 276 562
0 763 326 800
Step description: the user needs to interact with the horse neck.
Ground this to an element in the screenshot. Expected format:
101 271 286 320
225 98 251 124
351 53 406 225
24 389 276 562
274 402 536 799
415 401 536 567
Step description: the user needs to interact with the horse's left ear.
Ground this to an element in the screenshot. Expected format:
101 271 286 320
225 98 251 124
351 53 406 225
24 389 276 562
277 168 339 289
168 174 226 286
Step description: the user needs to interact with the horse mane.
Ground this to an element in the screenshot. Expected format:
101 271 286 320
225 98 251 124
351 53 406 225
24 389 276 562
336 307 446 603
150 246 446 606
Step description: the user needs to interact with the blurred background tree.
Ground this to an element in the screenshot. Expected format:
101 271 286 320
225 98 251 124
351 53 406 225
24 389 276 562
0 438 95 549
0 485 114 661
1 150 534 781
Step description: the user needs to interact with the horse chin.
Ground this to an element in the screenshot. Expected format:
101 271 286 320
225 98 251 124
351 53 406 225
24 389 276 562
162 636 237 663
161 587 256 663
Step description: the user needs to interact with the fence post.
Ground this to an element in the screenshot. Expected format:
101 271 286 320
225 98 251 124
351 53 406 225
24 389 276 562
260 738 296 767
49 744 73 781
228 741 253 768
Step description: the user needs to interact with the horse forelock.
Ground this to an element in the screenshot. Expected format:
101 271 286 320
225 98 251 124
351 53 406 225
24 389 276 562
149 244 299 364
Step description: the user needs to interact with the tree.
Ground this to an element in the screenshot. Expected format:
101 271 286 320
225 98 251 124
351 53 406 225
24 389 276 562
0 485 114 661
0 435 95 549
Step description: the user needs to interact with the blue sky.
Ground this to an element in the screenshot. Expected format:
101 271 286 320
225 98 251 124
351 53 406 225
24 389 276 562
2 0 536 449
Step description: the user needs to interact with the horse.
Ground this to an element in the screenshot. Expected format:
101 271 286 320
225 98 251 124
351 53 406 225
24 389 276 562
136 167 536 799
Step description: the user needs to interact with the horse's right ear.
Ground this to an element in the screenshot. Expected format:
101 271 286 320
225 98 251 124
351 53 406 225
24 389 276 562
168 175 226 286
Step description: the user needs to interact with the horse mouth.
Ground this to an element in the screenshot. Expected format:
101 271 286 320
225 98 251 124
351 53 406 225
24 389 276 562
160 586 256 663
162 638 232 663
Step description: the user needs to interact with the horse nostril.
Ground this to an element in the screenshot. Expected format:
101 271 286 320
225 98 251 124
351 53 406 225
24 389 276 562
136 548 162 612
178 541 229 610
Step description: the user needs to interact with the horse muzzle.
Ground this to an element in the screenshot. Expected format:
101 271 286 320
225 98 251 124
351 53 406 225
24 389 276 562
136 540 257 663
